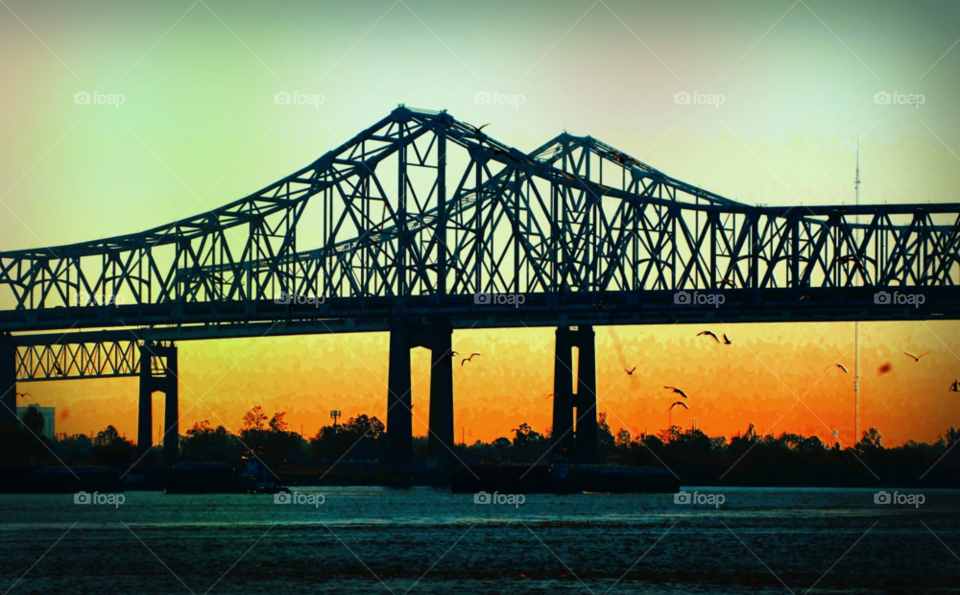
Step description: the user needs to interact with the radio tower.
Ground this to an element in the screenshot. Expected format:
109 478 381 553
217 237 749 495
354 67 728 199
854 137 861 447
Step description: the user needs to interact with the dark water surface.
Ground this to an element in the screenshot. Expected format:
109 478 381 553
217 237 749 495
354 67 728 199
1 487 957 594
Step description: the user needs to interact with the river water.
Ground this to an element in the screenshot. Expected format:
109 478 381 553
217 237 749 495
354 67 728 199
1 487 957 594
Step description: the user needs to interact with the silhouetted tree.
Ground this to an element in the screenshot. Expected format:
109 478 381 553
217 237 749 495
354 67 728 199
89 425 137 469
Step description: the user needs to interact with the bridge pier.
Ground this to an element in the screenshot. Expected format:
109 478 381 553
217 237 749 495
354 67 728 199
0 333 15 426
386 320 454 473
552 326 598 464
137 342 179 463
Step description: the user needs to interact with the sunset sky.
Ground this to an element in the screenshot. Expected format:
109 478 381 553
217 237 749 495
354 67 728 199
2 0 958 447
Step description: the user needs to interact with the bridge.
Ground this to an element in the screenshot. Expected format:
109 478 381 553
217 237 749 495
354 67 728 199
2 106 958 468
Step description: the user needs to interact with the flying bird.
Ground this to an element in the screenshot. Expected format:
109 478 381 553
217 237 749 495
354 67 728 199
465 122 491 134
698 330 720 343
461 353 481 366
592 297 606 309
670 401 689 411
15 392 32 399
664 386 689 399
722 334 732 345
878 362 892 375
950 380 959 392
661 310 676 324
717 279 736 288
831 255 865 269
904 352 929 362
624 366 636 375
799 295 811 302
836 363 848 373
446 350 460 359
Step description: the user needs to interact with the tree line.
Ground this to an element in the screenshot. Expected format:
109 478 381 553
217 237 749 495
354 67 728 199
2 405 956 487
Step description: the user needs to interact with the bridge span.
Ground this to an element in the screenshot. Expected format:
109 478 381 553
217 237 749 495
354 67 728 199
2 106 958 468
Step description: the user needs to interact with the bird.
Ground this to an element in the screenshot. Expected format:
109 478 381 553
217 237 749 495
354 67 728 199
446 350 460 359
546 393 565 401
464 122 491 134
661 310 676 324
718 279 736 288
831 255 865 268
698 330 720 343
950 380 959 392
878 362 892 375
624 366 636 375
592 297 606 309
799 295 811 302
461 353 481 366
722 334 732 345
15 392 32 399
664 386 689 399
670 401 689 411
836 363 848 373
904 352 929 362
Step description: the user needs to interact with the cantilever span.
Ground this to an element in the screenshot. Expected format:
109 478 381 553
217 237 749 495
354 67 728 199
1 106 958 466
0 105 957 339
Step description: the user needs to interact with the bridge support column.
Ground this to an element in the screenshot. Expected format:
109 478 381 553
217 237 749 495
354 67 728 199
137 342 179 463
162 346 179 465
426 324 454 459
551 326 598 464
0 333 16 426
386 319 455 473
387 326 413 472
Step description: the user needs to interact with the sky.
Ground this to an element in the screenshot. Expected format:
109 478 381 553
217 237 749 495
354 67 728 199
1 0 958 447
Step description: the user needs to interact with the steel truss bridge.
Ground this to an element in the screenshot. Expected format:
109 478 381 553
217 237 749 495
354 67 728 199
2 106 958 467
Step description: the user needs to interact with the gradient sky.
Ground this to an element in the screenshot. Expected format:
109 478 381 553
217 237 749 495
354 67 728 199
1 0 958 447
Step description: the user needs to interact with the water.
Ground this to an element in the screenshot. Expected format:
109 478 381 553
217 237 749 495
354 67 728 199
1 487 957 594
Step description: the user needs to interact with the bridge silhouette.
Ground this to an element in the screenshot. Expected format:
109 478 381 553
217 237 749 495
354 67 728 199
2 106 958 468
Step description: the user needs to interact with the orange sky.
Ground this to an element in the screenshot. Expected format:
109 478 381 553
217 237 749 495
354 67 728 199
18 319 960 449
